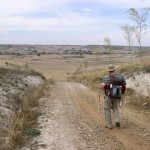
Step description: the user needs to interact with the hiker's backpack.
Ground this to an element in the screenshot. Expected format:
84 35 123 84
104 73 125 98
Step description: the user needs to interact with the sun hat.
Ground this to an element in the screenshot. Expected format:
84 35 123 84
108 64 115 72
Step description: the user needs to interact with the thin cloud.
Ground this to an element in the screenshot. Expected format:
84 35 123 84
0 0 149 45
0 0 70 16
0 14 129 32
92 0 150 8
81 8 93 13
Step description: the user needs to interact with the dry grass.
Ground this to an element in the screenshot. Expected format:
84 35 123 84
125 88 150 111
0 67 46 81
0 85 45 150
1 53 143 81
68 70 107 90
117 62 150 77
68 62 150 111
0 55 79 81
0 84 48 150
0 67 50 150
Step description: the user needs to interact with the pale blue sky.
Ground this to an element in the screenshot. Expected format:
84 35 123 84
0 0 150 45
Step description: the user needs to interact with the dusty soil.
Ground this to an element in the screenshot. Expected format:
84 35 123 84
27 82 150 150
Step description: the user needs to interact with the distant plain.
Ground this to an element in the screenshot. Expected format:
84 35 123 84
0 51 149 81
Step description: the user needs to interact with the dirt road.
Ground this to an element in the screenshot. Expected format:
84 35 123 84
31 82 150 150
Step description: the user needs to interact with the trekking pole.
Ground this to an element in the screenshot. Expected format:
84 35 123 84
119 96 123 108
97 88 101 128
118 94 126 128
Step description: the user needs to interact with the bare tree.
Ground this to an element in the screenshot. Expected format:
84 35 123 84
94 47 101 70
120 24 134 63
127 8 150 62
104 36 112 63
83 57 88 73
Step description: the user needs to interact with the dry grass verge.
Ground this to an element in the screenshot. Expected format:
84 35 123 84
68 63 150 111
118 62 150 77
0 68 53 150
68 70 107 90
0 67 46 80
0 84 48 150
125 88 150 111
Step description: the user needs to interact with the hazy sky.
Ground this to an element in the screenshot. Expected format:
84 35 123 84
0 0 150 45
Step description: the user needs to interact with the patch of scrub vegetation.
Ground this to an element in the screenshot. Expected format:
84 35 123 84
125 87 150 111
68 63 150 111
68 70 108 90
24 128 41 137
0 68 50 150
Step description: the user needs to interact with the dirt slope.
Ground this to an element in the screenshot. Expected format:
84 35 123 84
30 82 150 150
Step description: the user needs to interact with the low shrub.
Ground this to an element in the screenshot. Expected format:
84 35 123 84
126 88 135 96
125 94 150 111
1 83 47 149
23 128 41 137
118 62 150 77
68 70 107 89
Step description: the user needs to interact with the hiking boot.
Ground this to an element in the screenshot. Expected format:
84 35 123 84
116 122 120 128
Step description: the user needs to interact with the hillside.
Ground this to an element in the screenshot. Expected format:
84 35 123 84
0 44 150 55
0 68 46 150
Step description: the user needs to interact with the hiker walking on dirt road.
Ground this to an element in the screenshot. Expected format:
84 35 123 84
102 64 126 129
